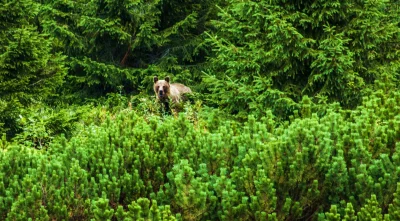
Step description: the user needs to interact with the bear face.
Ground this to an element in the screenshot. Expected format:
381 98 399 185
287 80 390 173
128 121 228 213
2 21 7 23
153 76 192 104
153 76 171 101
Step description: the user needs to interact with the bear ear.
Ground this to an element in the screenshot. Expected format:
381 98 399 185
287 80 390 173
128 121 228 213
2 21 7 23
153 76 159 83
165 76 170 83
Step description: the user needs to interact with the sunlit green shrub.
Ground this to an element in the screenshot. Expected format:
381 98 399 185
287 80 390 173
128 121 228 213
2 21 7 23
1 90 400 220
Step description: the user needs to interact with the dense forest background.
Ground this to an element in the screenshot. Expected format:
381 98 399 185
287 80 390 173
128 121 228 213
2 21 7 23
1 0 400 220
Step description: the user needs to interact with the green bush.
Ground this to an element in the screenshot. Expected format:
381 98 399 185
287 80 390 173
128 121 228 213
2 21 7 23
1 89 400 220
12 104 96 149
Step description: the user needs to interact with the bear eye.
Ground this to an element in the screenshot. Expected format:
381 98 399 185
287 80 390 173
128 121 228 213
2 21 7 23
156 86 159 90
163 86 168 91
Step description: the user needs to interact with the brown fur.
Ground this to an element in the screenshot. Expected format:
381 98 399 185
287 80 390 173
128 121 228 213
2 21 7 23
153 76 192 103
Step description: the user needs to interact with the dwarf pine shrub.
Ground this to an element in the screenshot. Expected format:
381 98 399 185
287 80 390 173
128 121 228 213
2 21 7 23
1 90 400 220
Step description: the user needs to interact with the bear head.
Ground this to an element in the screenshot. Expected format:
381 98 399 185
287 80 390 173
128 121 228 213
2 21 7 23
153 76 170 101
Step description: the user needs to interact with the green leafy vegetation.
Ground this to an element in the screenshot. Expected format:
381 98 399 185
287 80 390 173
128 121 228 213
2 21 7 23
1 0 400 220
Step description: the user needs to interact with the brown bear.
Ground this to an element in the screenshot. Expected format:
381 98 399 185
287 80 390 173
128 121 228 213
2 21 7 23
153 76 192 111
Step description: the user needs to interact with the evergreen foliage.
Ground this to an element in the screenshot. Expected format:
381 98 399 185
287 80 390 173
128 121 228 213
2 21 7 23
388 183 400 220
1 89 400 219
1 0 400 220
203 0 400 118
0 0 67 136
36 0 216 100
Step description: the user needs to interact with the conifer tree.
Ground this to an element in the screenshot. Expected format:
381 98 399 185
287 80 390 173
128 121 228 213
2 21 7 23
0 0 67 136
203 0 400 119
36 0 219 100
